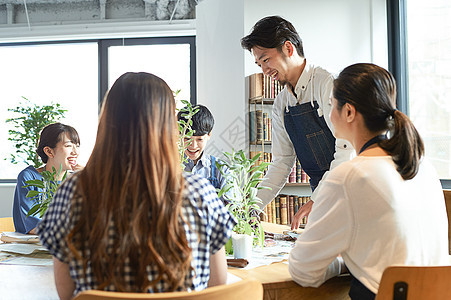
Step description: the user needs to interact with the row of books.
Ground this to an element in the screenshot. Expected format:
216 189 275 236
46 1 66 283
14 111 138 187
288 159 310 184
249 110 272 142
250 151 272 177
263 195 311 225
250 151 311 185
249 73 284 99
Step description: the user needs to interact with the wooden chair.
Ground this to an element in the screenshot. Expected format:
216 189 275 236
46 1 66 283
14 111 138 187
0 217 14 232
443 189 451 254
375 265 451 299
73 278 263 300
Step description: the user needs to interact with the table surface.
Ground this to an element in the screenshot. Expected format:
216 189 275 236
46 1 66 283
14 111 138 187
0 223 350 300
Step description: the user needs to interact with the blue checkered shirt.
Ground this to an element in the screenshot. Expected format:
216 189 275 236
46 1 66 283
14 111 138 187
37 172 236 295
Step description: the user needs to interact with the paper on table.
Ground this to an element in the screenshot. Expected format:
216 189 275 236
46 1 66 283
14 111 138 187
0 252 52 266
0 243 48 255
226 272 243 284
228 239 295 270
1 232 39 244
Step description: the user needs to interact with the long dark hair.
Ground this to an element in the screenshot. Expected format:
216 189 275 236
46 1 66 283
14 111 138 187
333 63 424 180
67 72 191 292
241 15 304 57
36 123 80 163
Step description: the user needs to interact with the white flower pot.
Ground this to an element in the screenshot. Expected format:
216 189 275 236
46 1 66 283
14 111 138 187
232 232 253 259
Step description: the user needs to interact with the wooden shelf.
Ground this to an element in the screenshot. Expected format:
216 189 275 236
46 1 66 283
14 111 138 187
249 97 275 105
284 183 310 187
250 140 272 146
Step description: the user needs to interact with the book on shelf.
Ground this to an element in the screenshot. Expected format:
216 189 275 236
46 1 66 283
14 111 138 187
255 110 263 141
271 200 276 223
289 195 295 224
275 197 281 224
249 73 263 99
249 111 256 143
279 195 288 225
265 195 311 226
248 73 284 100
287 158 310 184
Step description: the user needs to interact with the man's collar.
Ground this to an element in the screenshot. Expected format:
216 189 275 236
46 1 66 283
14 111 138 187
293 60 313 97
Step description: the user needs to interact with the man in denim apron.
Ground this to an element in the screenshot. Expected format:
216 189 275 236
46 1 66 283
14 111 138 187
241 16 355 228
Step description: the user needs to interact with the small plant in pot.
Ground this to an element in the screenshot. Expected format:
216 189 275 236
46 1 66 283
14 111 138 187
217 149 270 259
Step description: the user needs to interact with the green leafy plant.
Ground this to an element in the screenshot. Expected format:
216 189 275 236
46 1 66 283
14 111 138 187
217 149 271 248
176 99 199 170
23 165 67 218
6 96 66 167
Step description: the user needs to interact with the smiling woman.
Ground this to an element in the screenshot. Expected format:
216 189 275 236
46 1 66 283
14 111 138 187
12 123 81 234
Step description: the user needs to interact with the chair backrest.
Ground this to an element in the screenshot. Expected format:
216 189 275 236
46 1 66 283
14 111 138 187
443 190 451 254
0 217 14 232
375 265 451 300
72 278 263 300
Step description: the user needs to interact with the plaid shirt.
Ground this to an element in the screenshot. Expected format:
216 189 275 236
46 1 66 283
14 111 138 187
37 172 236 295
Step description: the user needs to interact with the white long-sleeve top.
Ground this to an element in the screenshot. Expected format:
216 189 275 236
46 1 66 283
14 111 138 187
288 155 449 294
257 62 355 208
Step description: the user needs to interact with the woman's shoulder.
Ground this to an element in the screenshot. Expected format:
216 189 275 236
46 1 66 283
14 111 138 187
17 165 41 181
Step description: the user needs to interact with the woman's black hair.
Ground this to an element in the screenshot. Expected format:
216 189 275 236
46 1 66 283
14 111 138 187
241 15 304 57
333 63 424 180
36 123 80 163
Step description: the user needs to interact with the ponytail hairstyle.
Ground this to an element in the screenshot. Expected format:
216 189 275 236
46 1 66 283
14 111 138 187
67 72 191 292
333 63 424 180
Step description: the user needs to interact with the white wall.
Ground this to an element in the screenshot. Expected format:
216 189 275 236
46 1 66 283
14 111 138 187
0 184 15 217
196 0 247 158
243 0 388 76
196 0 388 160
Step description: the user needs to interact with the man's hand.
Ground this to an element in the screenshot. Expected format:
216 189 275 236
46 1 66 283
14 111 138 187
291 199 313 230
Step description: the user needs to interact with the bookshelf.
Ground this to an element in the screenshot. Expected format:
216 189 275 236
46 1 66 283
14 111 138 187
247 73 312 225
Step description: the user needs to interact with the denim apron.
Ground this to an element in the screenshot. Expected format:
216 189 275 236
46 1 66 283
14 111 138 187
207 155 221 189
284 101 335 191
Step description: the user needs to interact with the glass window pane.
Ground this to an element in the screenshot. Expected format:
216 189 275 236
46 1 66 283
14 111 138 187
108 44 191 109
407 0 451 179
0 43 98 180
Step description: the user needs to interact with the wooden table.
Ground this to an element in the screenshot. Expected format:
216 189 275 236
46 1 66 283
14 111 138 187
227 221 351 300
228 261 351 300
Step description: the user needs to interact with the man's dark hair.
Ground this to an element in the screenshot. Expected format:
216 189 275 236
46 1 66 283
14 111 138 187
177 104 214 136
241 15 304 57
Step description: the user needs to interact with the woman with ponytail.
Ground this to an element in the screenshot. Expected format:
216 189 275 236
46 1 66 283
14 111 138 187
289 63 448 299
37 72 236 299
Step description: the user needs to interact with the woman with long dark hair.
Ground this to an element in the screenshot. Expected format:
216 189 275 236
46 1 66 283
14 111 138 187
288 63 448 299
37 72 235 299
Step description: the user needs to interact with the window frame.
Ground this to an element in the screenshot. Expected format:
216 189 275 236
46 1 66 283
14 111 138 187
387 0 451 188
0 36 196 183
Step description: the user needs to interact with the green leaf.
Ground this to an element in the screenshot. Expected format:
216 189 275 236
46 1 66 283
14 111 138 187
23 179 45 188
25 190 41 198
26 204 41 217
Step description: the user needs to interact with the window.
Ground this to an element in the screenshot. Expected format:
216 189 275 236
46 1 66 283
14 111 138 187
0 42 98 180
1 36 196 181
102 37 194 109
406 0 451 181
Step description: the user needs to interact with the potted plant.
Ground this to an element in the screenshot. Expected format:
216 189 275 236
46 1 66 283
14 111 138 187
6 96 66 167
217 149 270 259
